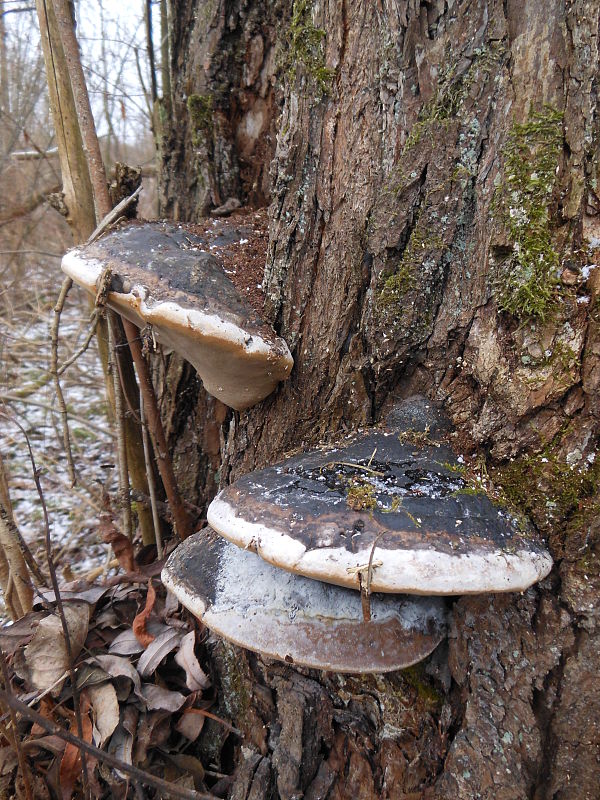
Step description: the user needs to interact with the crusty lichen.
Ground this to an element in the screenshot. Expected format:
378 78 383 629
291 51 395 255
403 42 506 153
493 107 564 321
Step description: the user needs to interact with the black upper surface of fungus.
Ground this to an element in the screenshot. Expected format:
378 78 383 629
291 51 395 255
207 428 553 595
61 220 293 409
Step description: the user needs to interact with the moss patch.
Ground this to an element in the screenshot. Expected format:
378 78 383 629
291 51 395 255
346 479 377 511
284 0 335 96
492 437 599 537
403 42 505 153
401 664 443 712
493 107 564 321
377 225 444 318
187 94 213 145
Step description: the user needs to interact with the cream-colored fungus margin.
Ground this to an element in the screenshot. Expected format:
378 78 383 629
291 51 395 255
62 249 293 410
207 493 553 595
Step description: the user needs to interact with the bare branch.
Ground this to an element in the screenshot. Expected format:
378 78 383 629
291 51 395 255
122 319 192 541
0 650 33 800
50 276 77 486
3 413 90 798
0 182 61 226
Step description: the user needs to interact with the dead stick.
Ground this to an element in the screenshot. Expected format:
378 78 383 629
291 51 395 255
108 312 133 540
50 0 112 220
140 389 162 557
122 318 192 540
86 186 142 245
50 276 77 486
0 688 218 800
0 504 48 586
186 708 242 736
0 650 33 800
7 414 90 797
57 308 100 375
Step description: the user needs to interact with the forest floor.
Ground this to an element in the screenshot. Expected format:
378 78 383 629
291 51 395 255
0 254 227 798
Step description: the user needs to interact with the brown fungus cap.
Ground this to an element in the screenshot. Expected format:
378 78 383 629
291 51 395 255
207 429 553 595
61 221 293 410
161 528 447 673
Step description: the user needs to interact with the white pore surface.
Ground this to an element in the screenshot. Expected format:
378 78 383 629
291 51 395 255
207 494 554 595
161 538 447 672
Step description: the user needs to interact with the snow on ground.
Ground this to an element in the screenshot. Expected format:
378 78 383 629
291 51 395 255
1 277 115 588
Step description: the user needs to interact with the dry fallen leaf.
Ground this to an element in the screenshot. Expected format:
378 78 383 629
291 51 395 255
140 684 186 712
174 630 211 691
175 709 205 742
58 701 92 800
132 582 156 648
86 682 120 747
133 710 171 764
165 753 205 789
0 612 45 656
137 629 182 678
99 515 135 572
94 654 142 701
108 621 169 656
22 601 90 693
108 704 139 779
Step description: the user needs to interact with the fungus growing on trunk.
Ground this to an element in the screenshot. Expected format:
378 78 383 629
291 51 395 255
161 528 447 673
61 220 293 409
207 430 553 595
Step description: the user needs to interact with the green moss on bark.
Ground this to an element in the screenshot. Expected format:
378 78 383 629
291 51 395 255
187 94 213 145
492 435 599 536
493 107 564 321
284 0 335 95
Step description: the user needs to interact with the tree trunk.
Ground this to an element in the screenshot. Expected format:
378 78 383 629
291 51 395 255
159 1 600 797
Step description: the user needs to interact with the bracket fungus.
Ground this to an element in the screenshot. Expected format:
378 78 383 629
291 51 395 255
207 430 553 595
61 220 293 409
161 528 447 673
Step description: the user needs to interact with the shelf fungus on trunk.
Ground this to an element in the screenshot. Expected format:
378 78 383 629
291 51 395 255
61 220 293 409
161 528 447 673
207 430 553 595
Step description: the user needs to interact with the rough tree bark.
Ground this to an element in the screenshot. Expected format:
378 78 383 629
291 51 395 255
157 1 600 798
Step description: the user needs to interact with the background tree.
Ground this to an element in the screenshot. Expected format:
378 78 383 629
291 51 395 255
152 1 600 798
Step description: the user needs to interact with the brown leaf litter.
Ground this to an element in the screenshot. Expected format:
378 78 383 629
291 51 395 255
0 572 241 798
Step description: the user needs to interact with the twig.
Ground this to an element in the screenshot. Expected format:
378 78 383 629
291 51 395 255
0 688 218 800
50 276 77 486
2 397 114 439
107 313 132 540
0 649 33 800
122 318 192 541
5 413 90 795
140 389 162 557
85 185 142 245
0 249 62 257
57 308 100 375
185 708 242 736
27 670 69 708
323 460 385 477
